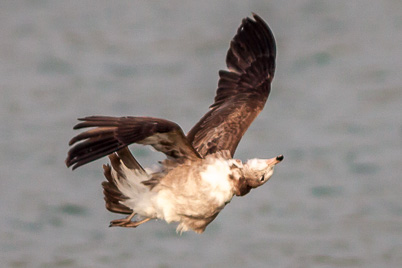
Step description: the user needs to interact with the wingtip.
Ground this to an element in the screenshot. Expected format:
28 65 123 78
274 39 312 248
250 12 264 22
65 152 80 170
251 12 259 20
68 137 76 146
65 158 73 169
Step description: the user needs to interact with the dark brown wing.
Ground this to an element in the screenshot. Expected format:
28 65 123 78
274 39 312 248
66 116 200 169
187 13 276 157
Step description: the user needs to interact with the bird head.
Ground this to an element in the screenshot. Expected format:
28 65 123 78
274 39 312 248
243 155 283 188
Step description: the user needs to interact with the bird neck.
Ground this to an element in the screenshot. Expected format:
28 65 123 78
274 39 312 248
233 177 252 196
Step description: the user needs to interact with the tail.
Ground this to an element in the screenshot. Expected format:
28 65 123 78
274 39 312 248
102 147 148 214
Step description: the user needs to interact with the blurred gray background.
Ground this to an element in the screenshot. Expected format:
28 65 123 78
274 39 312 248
1 0 401 267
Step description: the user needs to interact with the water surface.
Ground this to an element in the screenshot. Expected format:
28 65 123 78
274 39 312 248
1 1 402 267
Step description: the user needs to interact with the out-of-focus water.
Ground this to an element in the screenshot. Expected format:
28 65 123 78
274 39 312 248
1 1 402 267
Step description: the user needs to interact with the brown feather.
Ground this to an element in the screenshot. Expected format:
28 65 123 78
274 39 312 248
187 14 276 157
116 147 145 172
101 148 146 215
66 116 201 169
102 164 132 214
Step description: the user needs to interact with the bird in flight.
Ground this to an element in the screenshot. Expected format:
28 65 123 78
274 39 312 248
66 13 283 234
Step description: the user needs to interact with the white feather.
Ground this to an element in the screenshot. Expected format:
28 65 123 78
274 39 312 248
199 159 235 205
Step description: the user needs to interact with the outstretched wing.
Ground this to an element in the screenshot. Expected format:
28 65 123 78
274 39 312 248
186 13 276 157
66 116 200 169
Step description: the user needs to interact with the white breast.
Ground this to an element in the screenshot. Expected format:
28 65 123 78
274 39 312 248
199 159 234 205
150 158 238 224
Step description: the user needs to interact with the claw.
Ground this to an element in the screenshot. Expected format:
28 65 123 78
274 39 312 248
109 214 151 228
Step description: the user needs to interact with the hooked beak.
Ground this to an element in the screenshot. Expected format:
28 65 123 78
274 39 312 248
266 155 284 166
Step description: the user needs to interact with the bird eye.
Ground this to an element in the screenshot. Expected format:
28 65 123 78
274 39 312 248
260 174 265 181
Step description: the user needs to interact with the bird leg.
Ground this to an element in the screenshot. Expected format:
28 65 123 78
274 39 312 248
109 212 151 228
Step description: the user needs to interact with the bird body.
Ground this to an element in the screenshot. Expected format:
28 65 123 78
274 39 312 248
102 149 281 233
66 14 283 233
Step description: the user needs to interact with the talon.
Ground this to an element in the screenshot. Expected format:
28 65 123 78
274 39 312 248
109 211 137 227
109 218 131 227
109 214 151 228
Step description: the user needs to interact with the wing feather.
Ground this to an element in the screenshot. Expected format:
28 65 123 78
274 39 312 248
187 13 276 157
66 116 200 169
